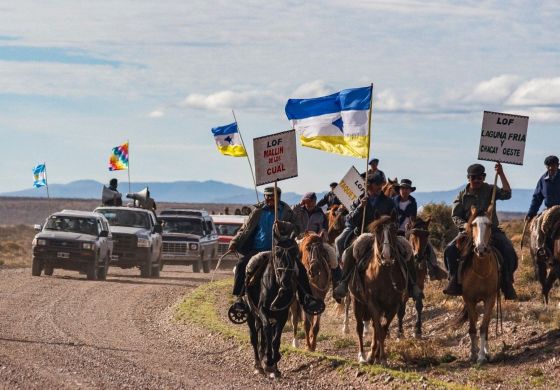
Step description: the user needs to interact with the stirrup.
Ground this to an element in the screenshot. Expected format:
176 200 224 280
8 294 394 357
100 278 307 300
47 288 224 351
227 300 249 324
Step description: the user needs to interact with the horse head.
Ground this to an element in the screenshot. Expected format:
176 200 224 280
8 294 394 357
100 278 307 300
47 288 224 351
299 232 328 279
468 205 493 257
368 211 398 266
382 177 399 197
407 215 431 261
328 205 347 231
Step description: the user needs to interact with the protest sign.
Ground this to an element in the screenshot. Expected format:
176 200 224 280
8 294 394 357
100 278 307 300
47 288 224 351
333 166 364 209
253 130 298 186
478 111 529 165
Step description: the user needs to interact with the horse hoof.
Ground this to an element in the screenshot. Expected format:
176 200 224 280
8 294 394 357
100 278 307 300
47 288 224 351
254 367 265 376
414 331 422 340
477 356 488 365
342 325 350 335
268 370 281 379
292 339 299 348
358 354 367 364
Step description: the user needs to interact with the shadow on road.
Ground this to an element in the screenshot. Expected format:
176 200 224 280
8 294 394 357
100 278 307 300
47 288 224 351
0 336 141 353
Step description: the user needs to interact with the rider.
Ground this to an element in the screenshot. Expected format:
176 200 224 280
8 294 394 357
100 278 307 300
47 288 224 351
361 157 387 184
228 186 323 315
292 191 343 299
317 182 342 210
525 155 560 259
443 163 518 300
103 178 123 206
333 171 397 300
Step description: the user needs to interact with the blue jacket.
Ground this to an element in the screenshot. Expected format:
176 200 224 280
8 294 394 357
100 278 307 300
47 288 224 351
392 195 417 228
527 172 560 217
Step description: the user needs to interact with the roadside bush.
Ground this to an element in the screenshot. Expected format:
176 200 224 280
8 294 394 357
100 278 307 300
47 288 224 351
419 202 458 251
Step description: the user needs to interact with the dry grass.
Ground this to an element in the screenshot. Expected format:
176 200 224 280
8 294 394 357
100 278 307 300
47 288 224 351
0 225 35 267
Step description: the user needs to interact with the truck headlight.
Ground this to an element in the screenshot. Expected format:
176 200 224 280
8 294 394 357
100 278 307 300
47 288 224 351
82 242 95 250
33 238 47 246
137 238 150 248
189 243 198 251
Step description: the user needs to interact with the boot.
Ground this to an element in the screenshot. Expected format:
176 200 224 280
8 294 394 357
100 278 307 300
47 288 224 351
331 266 343 303
443 275 462 296
502 279 517 300
334 248 355 300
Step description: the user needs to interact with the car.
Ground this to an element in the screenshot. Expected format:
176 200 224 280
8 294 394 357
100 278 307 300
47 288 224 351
210 214 248 261
158 209 218 273
32 210 112 280
94 206 163 278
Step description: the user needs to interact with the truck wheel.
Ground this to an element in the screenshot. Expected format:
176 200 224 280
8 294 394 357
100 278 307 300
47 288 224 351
141 256 152 278
151 253 161 278
31 258 43 276
192 256 202 273
202 257 211 273
98 255 109 281
87 258 98 280
44 265 54 276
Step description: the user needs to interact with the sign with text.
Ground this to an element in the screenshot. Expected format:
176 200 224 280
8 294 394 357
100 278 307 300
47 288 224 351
253 130 298 186
478 111 529 165
333 166 364 210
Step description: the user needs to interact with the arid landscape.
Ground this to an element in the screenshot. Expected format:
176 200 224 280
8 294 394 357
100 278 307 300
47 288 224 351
1 198 559 389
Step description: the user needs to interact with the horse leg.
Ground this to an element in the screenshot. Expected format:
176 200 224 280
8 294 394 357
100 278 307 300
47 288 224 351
269 317 287 379
247 314 265 375
465 301 479 363
311 315 321 352
397 300 406 339
478 297 496 364
304 313 312 351
363 320 371 338
381 308 399 365
354 301 366 364
414 295 424 339
342 294 351 335
368 309 383 364
290 301 300 348
536 260 549 304
543 268 558 305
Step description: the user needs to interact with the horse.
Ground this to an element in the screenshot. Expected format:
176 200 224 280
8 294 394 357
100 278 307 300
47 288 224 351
397 215 431 339
290 233 333 351
382 177 399 197
457 205 500 364
245 236 300 378
528 208 560 304
327 204 347 244
349 211 409 364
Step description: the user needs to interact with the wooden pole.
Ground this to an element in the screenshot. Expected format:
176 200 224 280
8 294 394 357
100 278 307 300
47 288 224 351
361 84 374 234
232 110 260 203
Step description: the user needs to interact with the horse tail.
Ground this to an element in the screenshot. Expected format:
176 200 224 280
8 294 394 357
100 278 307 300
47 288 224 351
453 304 468 326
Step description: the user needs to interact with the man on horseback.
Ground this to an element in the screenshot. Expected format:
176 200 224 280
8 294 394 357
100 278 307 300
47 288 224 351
361 157 387 184
317 182 342 210
293 191 343 299
228 186 323 317
525 155 560 259
333 171 398 300
443 163 518 300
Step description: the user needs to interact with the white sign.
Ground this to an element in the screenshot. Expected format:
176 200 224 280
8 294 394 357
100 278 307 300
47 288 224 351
478 111 529 166
253 130 298 186
333 166 364 210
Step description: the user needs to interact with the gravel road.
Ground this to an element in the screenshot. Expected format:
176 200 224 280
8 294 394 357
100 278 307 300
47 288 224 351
0 266 357 390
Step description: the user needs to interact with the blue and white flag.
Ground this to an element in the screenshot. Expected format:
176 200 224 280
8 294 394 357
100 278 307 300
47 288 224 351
211 122 247 157
285 86 372 158
33 163 47 188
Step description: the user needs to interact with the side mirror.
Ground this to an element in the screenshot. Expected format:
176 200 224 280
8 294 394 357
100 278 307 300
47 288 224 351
153 225 163 234
34 224 42 232
99 230 109 238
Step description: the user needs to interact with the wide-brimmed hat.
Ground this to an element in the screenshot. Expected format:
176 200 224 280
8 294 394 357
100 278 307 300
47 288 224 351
396 179 416 192
366 171 385 185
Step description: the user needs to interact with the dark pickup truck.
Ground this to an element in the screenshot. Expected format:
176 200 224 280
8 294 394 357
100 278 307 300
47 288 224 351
32 210 112 280
94 206 162 278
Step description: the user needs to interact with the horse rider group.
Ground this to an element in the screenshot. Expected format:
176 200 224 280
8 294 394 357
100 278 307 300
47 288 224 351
228 155 560 318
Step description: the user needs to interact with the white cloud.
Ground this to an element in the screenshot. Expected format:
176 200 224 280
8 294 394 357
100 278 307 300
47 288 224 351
507 78 560 106
181 89 283 112
290 80 334 98
149 109 165 118
462 75 520 104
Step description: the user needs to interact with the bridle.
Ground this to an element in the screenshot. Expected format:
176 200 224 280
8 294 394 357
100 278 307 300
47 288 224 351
305 241 330 293
374 222 398 267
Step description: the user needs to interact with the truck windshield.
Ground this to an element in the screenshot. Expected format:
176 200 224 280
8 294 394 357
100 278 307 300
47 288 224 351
96 209 150 229
214 223 242 236
162 218 203 235
44 216 99 236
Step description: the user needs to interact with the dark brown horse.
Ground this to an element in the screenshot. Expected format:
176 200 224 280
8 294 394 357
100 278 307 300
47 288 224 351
397 216 431 339
290 233 333 351
327 204 347 244
349 212 409 364
458 205 499 364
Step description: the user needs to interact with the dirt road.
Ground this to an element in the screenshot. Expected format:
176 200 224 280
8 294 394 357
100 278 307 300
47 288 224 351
0 266 348 389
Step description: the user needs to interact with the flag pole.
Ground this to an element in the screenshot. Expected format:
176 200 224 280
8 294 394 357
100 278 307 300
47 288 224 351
44 162 52 215
127 139 131 194
232 110 260 203
361 83 374 234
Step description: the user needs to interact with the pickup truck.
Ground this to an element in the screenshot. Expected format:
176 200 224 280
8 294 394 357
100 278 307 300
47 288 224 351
32 210 112 280
210 214 248 262
94 206 162 278
159 209 218 273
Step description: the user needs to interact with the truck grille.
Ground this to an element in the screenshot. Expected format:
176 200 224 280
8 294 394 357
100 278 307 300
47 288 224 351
48 239 80 249
217 243 229 256
163 242 188 254
113 233 137 252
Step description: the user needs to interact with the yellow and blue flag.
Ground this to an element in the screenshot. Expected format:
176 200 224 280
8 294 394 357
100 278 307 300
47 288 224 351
211 122 247 157
285 86 372 158
33 163 47 188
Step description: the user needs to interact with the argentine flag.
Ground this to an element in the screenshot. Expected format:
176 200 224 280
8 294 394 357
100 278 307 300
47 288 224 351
285 86 372 158
33 163 47 188
211 122 247 157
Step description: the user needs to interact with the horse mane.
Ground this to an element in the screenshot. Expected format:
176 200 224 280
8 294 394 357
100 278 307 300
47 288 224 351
367 215 392 233
300 232 322 251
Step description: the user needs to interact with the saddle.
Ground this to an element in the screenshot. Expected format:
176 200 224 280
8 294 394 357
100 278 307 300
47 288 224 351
457 246 502 284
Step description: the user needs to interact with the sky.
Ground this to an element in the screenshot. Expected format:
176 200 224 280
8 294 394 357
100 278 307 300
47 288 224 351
1 0 560 195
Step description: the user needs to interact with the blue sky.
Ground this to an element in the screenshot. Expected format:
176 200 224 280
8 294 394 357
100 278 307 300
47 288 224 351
1 1 560 196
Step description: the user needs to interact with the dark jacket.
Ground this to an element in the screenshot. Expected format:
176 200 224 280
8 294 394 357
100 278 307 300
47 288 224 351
393 195 417 228
229 200 297 255
527 172 560 217
451 182 511 230
346 191 396 230
292 204 328 236
317 191 341 210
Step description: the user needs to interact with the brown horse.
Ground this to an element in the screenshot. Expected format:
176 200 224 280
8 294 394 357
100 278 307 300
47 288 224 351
458 205 500 364
349 212 408 364
290 233 333 351
327 204 347 244
382 177 399 197
397 216 431 339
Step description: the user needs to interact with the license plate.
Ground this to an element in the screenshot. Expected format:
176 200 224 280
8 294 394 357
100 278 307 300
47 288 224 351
57 252 70 259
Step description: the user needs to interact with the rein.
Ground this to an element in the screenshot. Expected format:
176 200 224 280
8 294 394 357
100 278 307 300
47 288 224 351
374 225 407 294
305 242 331 294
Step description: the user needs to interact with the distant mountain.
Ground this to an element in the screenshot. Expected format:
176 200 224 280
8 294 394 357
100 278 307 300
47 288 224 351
0 180 538 213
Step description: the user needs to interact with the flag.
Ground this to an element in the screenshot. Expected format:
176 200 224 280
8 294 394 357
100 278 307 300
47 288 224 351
211 122 247 157
108 141 129 171
33 163 47 188
285 86 372 158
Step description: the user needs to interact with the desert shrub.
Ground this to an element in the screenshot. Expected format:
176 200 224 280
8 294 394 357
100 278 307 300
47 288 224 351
419 203 458 251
